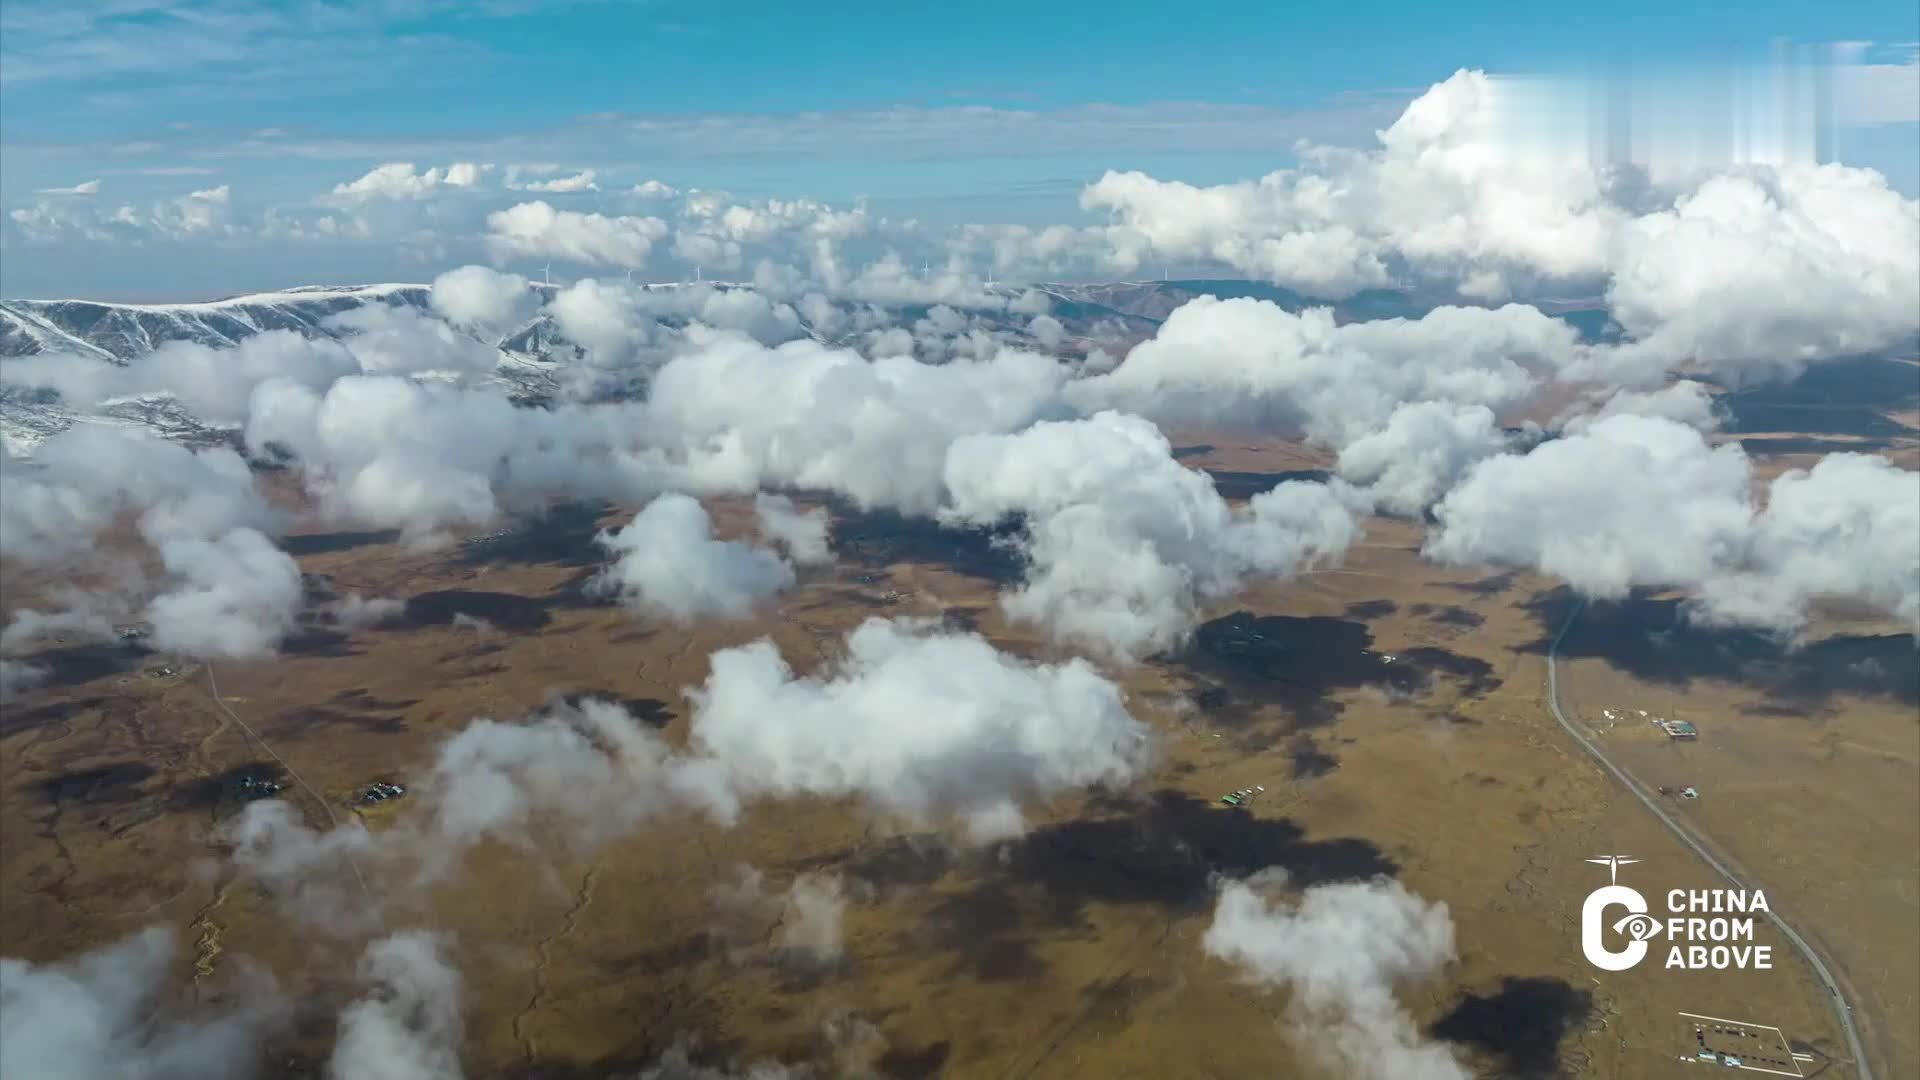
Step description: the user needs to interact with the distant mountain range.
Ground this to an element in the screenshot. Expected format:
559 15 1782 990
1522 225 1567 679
0 279 1615 455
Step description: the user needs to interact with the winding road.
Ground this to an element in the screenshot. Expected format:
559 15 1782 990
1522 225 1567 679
1545 602 1873 1080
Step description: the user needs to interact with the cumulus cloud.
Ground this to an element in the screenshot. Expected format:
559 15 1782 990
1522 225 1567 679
0 927 280 1080
35 178 102 196
1695 452 1920 630
328 932 465 1080
417 697 733 864
591 494 797 621
0 659 48 702
1079 69 1920 377
144 527 304 659
642 333 1068 514
753 493 832 565
516 169 598 193
331 162 491 201
331 593 405 630
943 411 1365 658
0 427 276 564
1556 380 1723 434
1335 402 1507 515
485 200 667 267
687 617 1153 837
244 374 662 536
1427 415 1920 630
429 265 537 330
1071 297 1585 449
776 873 849 967
228 799 382 933
708 866 849 969
1204 873 1466 1080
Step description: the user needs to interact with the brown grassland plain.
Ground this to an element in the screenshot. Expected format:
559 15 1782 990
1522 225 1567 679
0 434 1909 1079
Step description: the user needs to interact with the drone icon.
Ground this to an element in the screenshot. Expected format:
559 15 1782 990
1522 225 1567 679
1584 855 1640 885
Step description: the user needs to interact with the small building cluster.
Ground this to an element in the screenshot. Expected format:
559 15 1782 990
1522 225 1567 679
1599 708 1700 741
235 774 282 801
1220 785 1265 807
359 780 407 805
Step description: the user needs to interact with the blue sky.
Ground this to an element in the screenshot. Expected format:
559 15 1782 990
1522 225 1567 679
2 0 1916 298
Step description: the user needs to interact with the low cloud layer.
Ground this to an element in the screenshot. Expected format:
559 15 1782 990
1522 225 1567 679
591 494 797 620
0 927 281 1080
1427 414 1920 631
1204 873 1466 1080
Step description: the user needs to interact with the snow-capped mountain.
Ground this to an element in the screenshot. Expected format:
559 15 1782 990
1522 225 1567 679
0 278 1612 457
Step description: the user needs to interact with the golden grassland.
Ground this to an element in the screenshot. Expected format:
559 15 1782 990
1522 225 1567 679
0 437 1912 1078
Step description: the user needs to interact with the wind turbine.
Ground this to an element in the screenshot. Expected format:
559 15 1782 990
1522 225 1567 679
694 264 703 283
540 259 552 287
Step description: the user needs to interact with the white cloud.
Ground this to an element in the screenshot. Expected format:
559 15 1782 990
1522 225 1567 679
1070 296 1586 449
1335 402 1507 515
1427 415 1920 630
144 527 304 659
590 493 797 621
687 617 1153 837
942 411 1366 658
485 200 667 267
328 932 465 1080
429 265 536 329
1077 69 1920 376
1204 873 1466 1080
753 493 832 565
630 179 679 198
0 659 48 703
35 178 101 196
0 426 276 564
516 168 597 193
330 161 491 201
0 927 280 1080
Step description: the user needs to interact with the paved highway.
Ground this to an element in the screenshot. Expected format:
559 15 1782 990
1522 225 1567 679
1545 602 1872 1080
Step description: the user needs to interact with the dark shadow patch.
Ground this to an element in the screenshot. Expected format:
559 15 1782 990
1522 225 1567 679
0 696 102 738
279 529 400 556
921 882 1050 982
797 834 954 891
266 706 404 739
1200 468 1331 501
1738 435 1899 456
1001 790 1397 918
401 590 552 632
1183 613 1496 725
1288 735 1339 779
877 1040 951 1079
833 507 1026 584
1395 647 1501 697
1445 572 1516 597
940 606 985 634
1522 588 1919 708
1345 599 1397 620
169 761 284 817
24 643 143 688
1171 444 1215 459
1413 604 1485 630
279 628 359 658
1432 976 1594 1079
330 689 419 711
1720 355 1919 441
554 692 675 729
39 761 155 806
456 500 613 568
